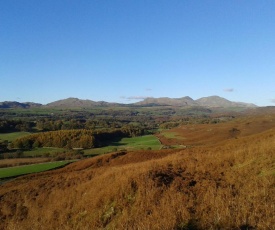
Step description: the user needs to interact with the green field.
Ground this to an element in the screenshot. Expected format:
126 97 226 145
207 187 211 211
84 135 162 155
23 147 66 157
0 132 31 142
0 161 72 179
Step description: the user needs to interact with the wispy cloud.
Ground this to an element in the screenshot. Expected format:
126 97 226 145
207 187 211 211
120 96 149 100
223 88 234 92
145 88 152 91
271 99 275 104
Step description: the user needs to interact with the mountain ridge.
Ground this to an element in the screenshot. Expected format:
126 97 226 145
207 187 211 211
134 96 197 107
0 101 42 109
0 96 258 109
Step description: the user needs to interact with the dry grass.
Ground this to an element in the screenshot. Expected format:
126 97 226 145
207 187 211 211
157 113 275 147
0 114 275 230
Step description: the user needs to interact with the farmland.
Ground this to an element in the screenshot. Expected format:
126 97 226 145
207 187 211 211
84 134 162 155
22 147 66 157
0 161 72 179
0 132 31 142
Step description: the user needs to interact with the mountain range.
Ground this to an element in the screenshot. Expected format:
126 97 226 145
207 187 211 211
0 96 257 109
0 101 42 109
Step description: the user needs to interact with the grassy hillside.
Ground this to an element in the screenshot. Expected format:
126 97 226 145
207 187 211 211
0 115 274 230
157 114 275 147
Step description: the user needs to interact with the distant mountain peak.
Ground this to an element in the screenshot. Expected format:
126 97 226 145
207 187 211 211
133 95 257 108
134 96 197 106
45 97 120 108
196 95 257 108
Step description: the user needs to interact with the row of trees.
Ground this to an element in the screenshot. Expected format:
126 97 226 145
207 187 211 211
11 127 144 150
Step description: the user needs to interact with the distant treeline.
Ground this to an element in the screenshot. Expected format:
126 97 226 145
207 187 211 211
0 106 217 133
0 115 223 134
0 118 154 133
11 127 144 150
0 120 35 133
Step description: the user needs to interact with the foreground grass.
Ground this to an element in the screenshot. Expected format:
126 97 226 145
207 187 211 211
0 132 31 142
0 161 72 179
84 135 162 155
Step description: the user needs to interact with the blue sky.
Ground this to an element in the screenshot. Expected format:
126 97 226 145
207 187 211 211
1 0 274 106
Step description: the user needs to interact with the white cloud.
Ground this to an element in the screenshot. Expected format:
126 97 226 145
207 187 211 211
223 88 234 92
271 99 275 104
120 96 149 100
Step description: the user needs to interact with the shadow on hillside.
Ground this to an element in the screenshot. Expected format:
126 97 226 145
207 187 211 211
99 136 127 147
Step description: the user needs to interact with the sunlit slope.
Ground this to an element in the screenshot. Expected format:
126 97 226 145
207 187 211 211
0 117 274 230
157 114 275 147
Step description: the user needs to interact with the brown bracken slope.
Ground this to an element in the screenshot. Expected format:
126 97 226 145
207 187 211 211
157 110 275 147
0 113 274 230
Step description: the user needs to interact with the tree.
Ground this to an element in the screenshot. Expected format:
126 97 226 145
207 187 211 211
32 140 41 148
